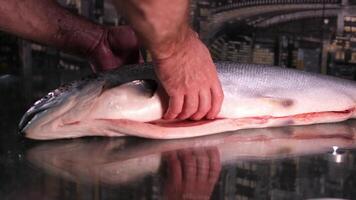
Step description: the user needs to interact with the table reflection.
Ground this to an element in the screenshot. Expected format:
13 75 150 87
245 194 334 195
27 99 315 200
26 120 356 188
162 147 221 200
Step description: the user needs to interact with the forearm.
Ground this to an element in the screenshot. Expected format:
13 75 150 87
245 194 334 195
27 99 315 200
112 0 191 60
0 0 104 56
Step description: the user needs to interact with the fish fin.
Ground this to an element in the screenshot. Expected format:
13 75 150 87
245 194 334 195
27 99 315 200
100 79 158 97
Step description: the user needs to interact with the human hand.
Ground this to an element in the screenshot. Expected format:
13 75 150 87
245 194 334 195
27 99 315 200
154 30 224 120
88 26 142 72
162 147 221 200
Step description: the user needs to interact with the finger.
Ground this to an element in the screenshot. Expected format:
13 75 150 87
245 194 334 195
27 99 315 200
178 94 199 120
206 85 224 119
163 151 182 186
194 148 210 182
164 95 184 119
108 26 138 50
178 149 197 183
190 90 211 120
207 147 221 184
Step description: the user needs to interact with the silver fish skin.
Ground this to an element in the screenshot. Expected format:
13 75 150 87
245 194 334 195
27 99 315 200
19 62 356 140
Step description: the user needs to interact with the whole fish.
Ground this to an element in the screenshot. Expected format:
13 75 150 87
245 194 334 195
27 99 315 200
19 62 356 140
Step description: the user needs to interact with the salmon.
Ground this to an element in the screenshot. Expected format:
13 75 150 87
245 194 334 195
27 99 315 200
19 62 356 140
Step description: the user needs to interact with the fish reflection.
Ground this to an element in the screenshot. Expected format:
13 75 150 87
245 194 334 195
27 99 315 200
27 120 356 186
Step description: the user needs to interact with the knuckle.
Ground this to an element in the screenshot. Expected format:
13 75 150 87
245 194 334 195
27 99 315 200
185 92 196 99
186 99 198 109
168 94 180 99
168 89 182 96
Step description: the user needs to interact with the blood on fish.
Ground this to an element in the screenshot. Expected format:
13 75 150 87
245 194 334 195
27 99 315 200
63 121 80 126
289 108 354 122
280 119 295 126
149 108 355 128
149 119 216 127
281 99 294 107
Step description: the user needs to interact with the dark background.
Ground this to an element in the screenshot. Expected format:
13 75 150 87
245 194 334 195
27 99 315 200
1 0 356 100
1 1 356 199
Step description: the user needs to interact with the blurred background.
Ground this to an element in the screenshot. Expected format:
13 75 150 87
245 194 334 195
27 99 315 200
1 1 356 199
1 0 356 99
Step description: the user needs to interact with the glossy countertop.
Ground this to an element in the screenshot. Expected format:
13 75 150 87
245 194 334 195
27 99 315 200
1 75 356 200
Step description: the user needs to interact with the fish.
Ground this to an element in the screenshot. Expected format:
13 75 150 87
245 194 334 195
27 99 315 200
26 120 356 185
19 62 356 140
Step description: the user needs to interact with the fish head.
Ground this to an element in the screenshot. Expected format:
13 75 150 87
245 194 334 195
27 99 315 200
19 77 164 140
18 76 103 136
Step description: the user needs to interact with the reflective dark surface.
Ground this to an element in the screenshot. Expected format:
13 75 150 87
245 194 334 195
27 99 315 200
1 77 356 200
1 0 356 199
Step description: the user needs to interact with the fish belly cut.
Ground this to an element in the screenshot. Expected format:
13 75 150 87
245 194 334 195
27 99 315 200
79 108 355 140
